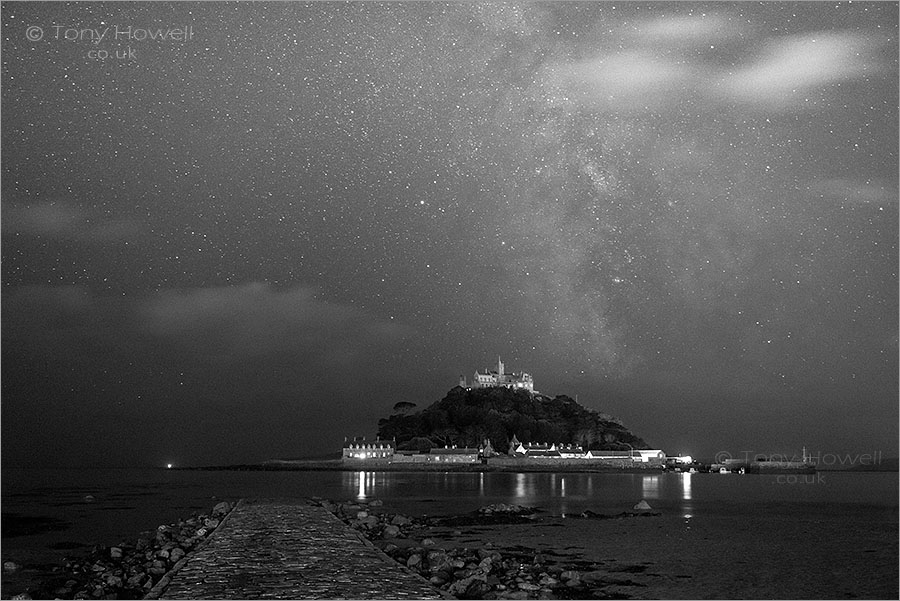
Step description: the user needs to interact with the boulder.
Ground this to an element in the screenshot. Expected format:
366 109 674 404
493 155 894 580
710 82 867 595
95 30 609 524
109 546 123 560
382 524 401 538
448 572 488 597
212 501 232 516
633 499 652 511
391 514 411 526
579 570 607 585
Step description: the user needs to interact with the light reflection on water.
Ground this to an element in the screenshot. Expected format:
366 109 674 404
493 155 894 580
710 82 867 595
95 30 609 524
2 467 896 570
344 470 703 517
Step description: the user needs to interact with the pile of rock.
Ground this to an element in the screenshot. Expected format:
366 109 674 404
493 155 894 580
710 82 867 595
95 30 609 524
476 503 536 516
315 498 623 600
15 501 235 600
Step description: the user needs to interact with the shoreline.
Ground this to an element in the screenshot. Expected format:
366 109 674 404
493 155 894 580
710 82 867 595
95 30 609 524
180 460 673 473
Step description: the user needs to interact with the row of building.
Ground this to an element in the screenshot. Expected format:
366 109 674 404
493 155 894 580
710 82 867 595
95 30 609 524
342 436 667 466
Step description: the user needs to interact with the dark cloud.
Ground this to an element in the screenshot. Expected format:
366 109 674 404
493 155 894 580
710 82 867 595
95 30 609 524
2 284 415 466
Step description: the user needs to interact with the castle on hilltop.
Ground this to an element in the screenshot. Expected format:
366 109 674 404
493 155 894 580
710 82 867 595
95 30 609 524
459 357 535 393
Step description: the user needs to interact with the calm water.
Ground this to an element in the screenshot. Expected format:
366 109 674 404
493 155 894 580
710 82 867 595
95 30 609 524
2 468 897 595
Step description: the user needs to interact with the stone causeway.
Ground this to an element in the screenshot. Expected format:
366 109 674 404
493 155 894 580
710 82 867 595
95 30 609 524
147 498 448 599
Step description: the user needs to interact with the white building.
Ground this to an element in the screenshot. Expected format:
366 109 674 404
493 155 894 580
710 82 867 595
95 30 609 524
460 357 534 392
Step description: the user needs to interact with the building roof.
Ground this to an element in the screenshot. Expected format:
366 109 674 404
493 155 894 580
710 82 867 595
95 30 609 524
430 447 478 454
524 449 562 457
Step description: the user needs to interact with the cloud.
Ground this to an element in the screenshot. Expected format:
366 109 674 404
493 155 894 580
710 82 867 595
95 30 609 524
636 14 743 46
716 32 885 109
140 282 412 362
541 15 890 115
806 178 898 207
544 51 693 112
2 283 417 466
2 202 141 241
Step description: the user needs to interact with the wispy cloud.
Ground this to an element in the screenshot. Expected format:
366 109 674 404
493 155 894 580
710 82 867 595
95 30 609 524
140 282 412 361
717 32 885 109
2 202 140 241
542 18 889 114
806 178 898 207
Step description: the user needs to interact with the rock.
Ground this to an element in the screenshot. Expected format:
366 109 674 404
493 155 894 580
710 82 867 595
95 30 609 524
11 593 33 600
499 592 529 600
106 575 123 588
448 572 488 597
560 570 580 582
211 501 232 516
539 575 558 586
369 499 383 506
356 510 369 519
54 586 73 597
3 561 20 572
391 514 411 526
383 524 401 538
422 538 436 546
407 554 422 568
360 516 379 529
203 517 220 529
478 503 534 515
579 570 607 585
429 575 446 586
633 499 652 511
84 495 96 503
126 573 147 588
170 548 185 563
517 582 541 591
109 547 123 560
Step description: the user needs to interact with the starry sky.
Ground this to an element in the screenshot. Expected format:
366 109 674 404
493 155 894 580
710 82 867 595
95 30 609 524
2 2 897 468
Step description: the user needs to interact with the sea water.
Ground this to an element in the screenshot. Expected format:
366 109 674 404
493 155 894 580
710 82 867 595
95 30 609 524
2 468 897 596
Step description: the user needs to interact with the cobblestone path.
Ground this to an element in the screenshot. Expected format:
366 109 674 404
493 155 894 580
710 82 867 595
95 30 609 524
152 499 447 599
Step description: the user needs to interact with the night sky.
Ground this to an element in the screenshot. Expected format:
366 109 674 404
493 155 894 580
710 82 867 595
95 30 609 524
2 2 897 468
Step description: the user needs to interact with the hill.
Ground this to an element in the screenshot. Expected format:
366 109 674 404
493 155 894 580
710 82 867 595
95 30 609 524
376 386 651 453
